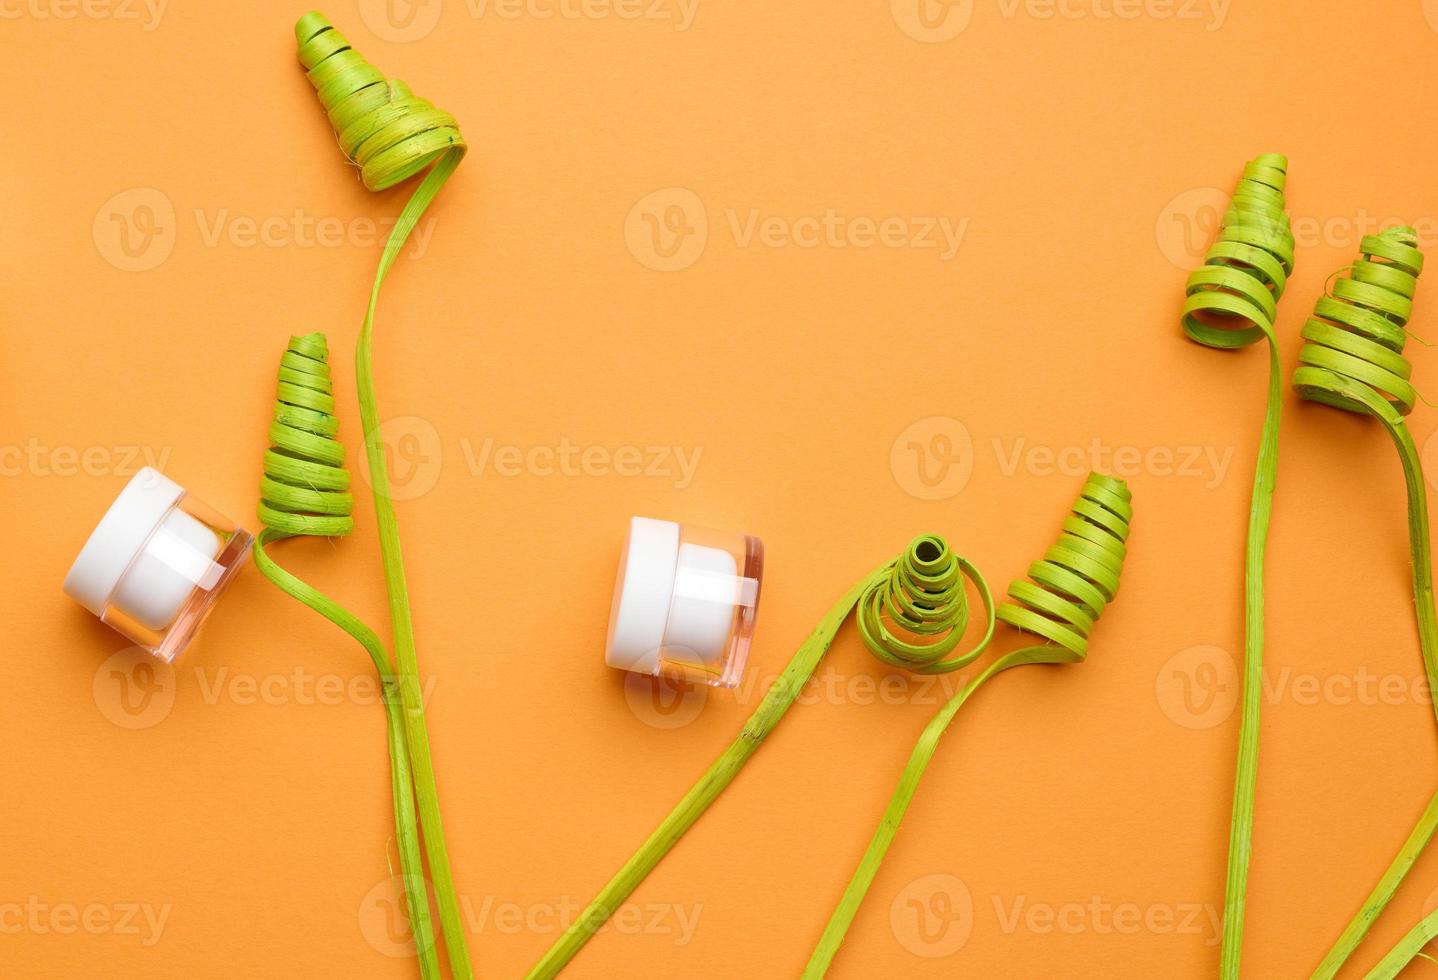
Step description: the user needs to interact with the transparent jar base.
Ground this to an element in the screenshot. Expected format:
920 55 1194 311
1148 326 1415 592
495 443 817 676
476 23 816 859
606 517 765 690
653 535 763 688
101 528 252 661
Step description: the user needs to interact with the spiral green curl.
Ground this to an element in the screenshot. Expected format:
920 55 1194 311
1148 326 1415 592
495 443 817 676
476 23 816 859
805 473 1132 977
1294 227 1424 420
995 472 1131 657
296 12 465 191
257 333 354 538
857 535 994 674
1182 153 1294 350
1292 228 1438 980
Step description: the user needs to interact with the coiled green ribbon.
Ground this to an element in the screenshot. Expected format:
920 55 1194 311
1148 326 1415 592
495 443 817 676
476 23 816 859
253 14 471 980
1183 154 1294 980
527 534 996 978
804 472 1132 977
257 334 355 537
1291 228 1438 980
856 535 994 674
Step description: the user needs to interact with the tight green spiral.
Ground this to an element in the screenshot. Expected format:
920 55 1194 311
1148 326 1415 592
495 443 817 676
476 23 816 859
995 472 1131 656
257 333 355 538
1182 153 1294 350
856 534 994 673
295 11 465 191
1293 226 1424 421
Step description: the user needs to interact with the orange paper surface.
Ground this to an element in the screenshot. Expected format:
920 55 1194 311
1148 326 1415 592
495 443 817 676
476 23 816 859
7 2 1438 977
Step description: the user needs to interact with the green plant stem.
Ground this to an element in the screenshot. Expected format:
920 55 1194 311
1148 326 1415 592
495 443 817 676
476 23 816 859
1311 414 1438 979
1392 422 1438 719
803 643 1081 978
253 531 439 980
1220 338 1281 979
525 567 889 980
356 147 471 980
1313 787 1438 980
1363 905 1438 979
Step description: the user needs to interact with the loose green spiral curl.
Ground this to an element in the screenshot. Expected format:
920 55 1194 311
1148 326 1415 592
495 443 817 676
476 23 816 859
1294 227 1423 421
857 535 993 674
1182 153 1294 350
251 333 439 980
805 473 1131 977
995 472 1131 656
526 535 995 978
291 14 470 979
1182 154 1294 980
296 13 465 191
1290 228 1438 980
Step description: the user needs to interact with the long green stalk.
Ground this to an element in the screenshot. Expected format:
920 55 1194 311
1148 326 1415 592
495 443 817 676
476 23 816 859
526 568 885 979
803 644 1078 978
1221 338 1280 977
254 534 439 980
355 147 468 980
1311 420 1438 976
1180 153 1295 977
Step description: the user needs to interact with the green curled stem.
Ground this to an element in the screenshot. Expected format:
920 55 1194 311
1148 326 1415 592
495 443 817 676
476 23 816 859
804 472 1133 977
293 13 471 977
253 333 439 980
1181 154 1295 979
1292 227 1437 978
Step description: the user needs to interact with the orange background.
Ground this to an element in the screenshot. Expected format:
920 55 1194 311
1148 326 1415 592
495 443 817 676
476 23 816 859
8 1 1438 977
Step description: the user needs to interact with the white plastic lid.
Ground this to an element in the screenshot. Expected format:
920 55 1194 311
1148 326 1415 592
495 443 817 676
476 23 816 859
606 517 680 675
666 542 740 667
63 467 184 616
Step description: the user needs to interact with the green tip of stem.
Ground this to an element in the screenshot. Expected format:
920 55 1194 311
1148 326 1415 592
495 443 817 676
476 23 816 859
295 10 332 44
291 331 329 358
